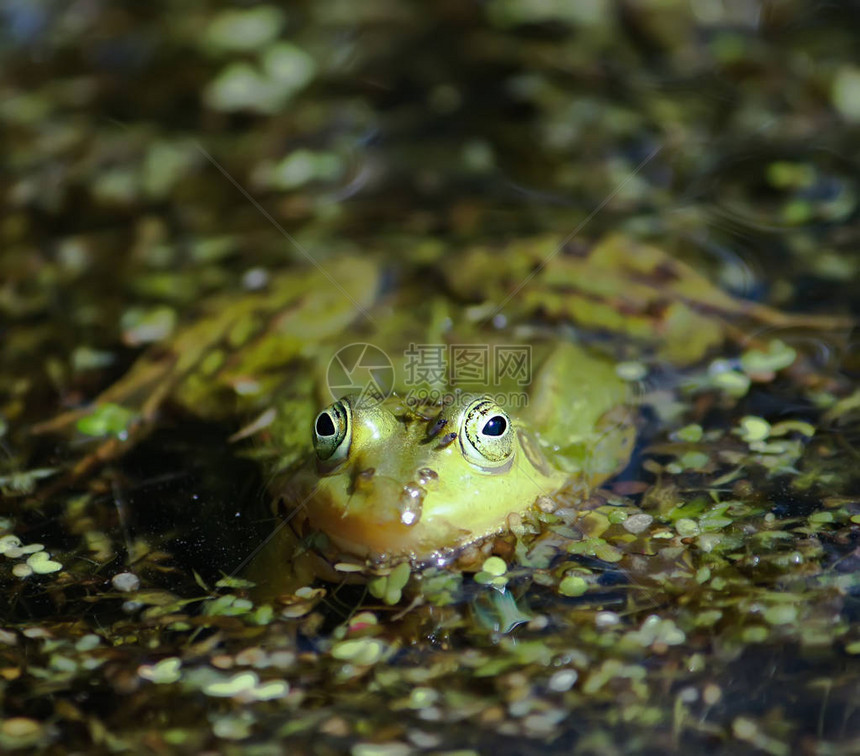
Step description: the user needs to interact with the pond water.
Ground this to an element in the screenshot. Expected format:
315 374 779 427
1 2 859 754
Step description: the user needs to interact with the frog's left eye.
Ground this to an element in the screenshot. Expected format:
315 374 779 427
313 400 350 462
460 398 514 466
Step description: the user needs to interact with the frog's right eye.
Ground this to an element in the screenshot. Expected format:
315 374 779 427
460 397 514 467
313 400 350 461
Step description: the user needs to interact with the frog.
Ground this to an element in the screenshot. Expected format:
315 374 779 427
272 340 635 562
34 233 846 568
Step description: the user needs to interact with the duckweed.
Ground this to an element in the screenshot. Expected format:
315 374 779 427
75 404 137 439
558 575 588 597
25 552 62 574
3 3 859 755
138 658 182 685
331 639 387 666
368 562 411 606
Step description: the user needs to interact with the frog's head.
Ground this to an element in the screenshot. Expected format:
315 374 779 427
281 393 569 560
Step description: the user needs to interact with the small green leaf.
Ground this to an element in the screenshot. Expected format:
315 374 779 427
331 638 385 665
738 416 771 443
559 575 588 597
138 657 182 685
675 424 703 443
481 556 507 577
741 340 797 375
76 403 137 439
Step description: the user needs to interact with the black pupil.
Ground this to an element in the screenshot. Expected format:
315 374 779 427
316 412 336 437
482 415 507 437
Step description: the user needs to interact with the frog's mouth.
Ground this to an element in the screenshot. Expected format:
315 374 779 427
277 465 477 560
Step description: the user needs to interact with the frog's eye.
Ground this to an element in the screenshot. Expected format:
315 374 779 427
460 398 513 466
313 400 350 462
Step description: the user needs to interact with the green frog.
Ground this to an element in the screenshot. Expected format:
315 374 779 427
274 340 634 561
38 233 837 566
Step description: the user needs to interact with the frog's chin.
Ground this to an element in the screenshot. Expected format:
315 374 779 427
276 481 471 561
275 464 566 561
298 492 474 561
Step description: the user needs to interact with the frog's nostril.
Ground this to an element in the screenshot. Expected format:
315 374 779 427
353 467 376 494
425 416 448 440
416 467 438 486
